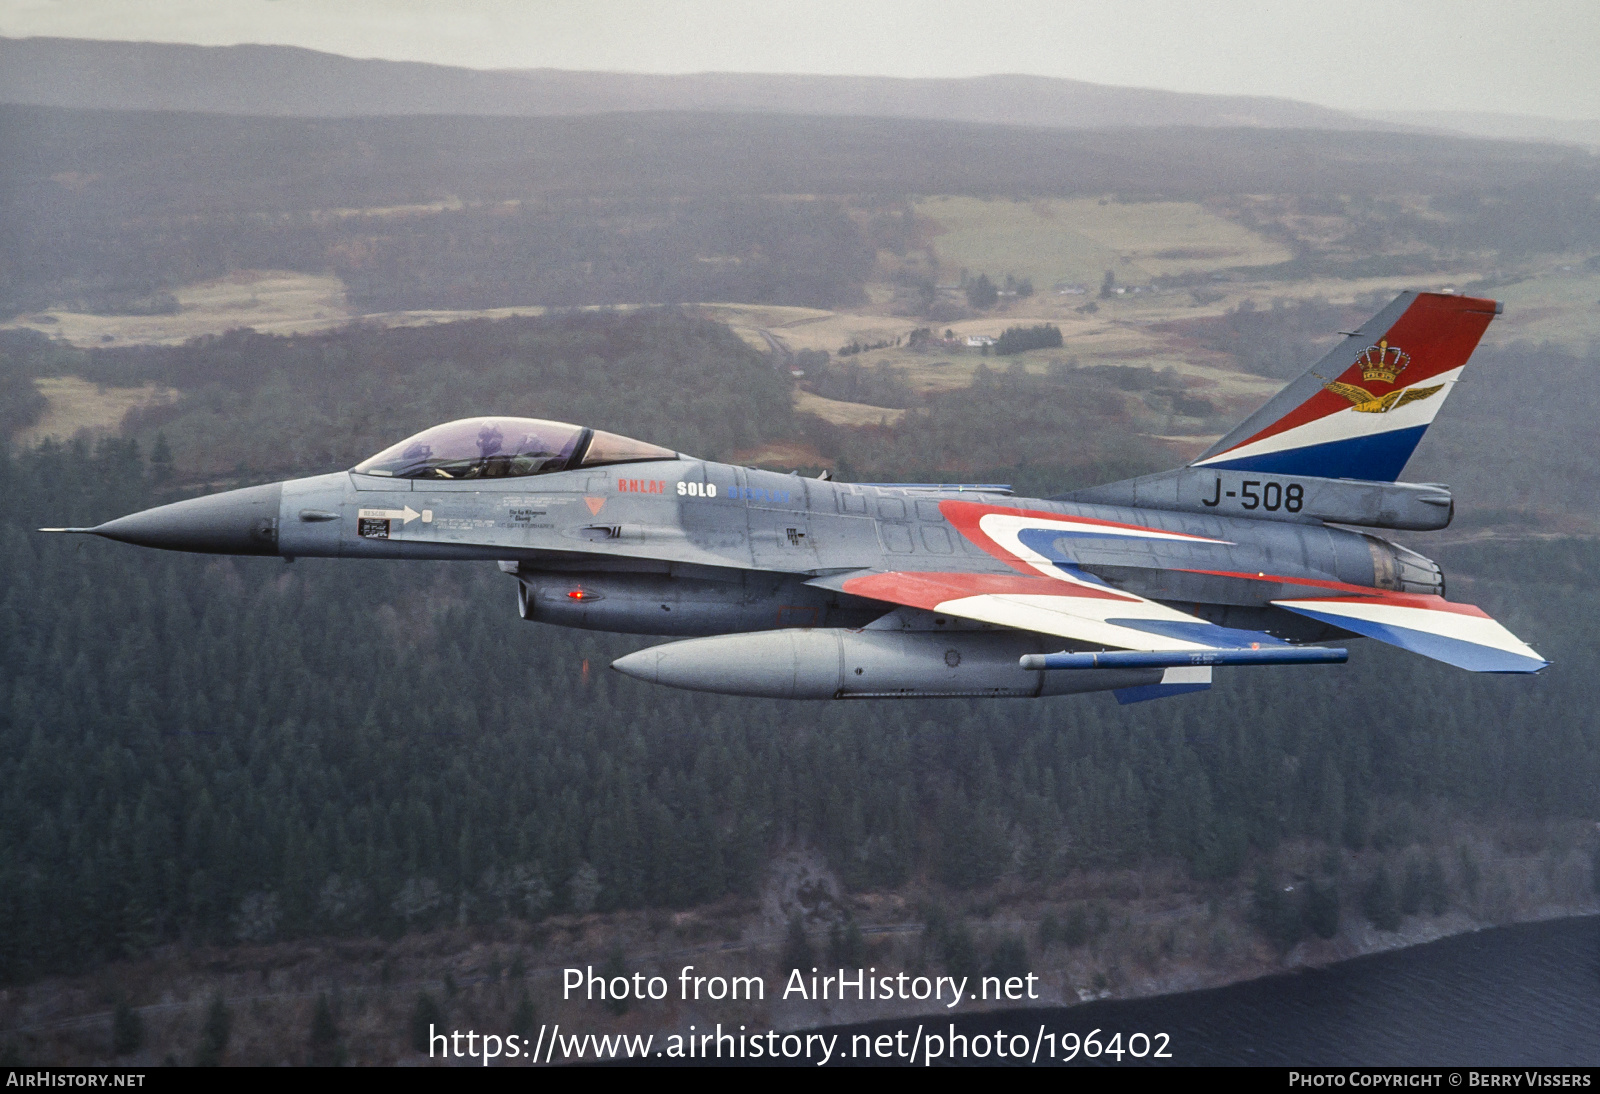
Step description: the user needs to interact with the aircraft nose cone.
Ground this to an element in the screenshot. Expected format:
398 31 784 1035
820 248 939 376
90 482 284 555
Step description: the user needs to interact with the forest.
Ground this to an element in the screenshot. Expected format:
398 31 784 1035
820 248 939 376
3 311 795 478
0 312 1179 493
16 302 1598 509
1 308 1596 985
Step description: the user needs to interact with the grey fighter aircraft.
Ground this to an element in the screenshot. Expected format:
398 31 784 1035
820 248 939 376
44 291 1545 703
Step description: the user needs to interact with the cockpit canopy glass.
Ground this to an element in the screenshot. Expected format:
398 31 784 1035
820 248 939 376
353 417 676 480
579 430 678 468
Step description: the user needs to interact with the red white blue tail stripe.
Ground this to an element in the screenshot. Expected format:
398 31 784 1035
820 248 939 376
1193 292 1499 482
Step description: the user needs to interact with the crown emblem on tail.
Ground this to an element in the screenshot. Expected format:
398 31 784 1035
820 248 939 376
1355 340 1410 385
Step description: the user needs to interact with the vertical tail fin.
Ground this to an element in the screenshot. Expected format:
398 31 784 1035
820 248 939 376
1191 292 1499 482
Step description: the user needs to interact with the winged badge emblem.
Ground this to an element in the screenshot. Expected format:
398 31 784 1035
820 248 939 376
1315 338 1445 413
1320 378 1446 414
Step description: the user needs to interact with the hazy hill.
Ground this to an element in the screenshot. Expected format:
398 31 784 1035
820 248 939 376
1359 109 1600 150
3 101 1591 319
0 35 1391 130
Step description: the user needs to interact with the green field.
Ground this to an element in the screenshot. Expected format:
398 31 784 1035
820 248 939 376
914 196 1294 287
1485 263 1600 349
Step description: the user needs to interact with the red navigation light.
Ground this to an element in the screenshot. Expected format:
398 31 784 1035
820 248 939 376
567 589 593 601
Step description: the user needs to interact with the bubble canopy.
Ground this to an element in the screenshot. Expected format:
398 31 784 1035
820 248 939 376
353 418 678 480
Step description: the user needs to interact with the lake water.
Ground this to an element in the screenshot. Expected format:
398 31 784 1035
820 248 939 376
819 915 1600 1066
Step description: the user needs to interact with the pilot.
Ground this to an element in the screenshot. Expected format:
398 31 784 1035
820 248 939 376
507 429 544 477
473 420 506 478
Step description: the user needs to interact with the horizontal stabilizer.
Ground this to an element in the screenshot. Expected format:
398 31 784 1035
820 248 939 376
1273 595 1547 674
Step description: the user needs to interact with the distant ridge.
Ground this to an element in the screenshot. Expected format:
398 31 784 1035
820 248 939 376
1358 108 1600 150
0 36 1391 130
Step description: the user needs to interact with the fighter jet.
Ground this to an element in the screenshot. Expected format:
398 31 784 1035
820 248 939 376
44 291 1545 702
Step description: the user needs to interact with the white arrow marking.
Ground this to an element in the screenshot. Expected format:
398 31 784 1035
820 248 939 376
357 506 421 524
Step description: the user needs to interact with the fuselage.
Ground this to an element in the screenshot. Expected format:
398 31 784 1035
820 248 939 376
110 455 1440 646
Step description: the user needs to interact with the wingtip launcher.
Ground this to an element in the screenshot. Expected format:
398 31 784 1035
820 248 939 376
1021 647 1349 671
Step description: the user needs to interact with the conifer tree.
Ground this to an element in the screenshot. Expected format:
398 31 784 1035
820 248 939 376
780 915 814 975
194 996 231 1067
308 992 344 1067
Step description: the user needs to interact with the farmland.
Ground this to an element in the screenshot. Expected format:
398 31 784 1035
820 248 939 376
7 198 1599 467
912 195 1294 288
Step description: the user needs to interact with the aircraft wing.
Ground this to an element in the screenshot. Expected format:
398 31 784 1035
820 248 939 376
807 568 1341 703
823 500 1301 653
811 569 1293 652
